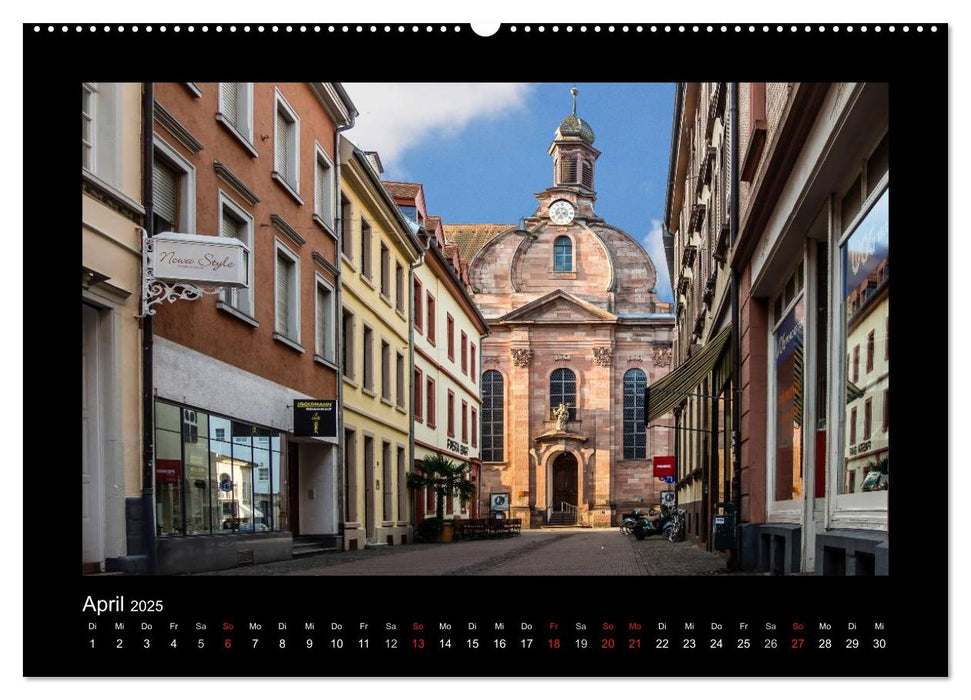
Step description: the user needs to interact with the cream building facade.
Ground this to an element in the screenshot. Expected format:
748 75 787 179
383 184 490 521
81 82 145 573
339 144 423 550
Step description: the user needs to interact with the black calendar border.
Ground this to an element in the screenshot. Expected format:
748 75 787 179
23 23 948 677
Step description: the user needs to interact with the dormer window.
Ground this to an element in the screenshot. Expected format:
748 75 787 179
554 236 572 272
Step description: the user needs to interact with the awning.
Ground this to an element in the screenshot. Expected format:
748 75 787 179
645 325 732 425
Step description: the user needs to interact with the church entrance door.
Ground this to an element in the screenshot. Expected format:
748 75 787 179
550 453 578 524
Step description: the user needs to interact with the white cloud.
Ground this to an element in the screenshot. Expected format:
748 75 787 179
643 218 673 302
341 83 532 168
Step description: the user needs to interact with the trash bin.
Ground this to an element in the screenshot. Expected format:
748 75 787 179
712 502 736 550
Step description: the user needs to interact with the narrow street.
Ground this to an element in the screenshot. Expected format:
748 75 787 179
190 529 751 576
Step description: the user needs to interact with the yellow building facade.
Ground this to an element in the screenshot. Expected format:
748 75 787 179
81 82 146 572
338 144 422 550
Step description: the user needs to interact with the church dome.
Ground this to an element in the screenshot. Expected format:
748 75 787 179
555 113 596 145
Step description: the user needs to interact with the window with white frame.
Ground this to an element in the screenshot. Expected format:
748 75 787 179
153 138 196 234
381 340 391 401
314 147 334 227
274 92 300 193
396 351 405 409
218 82 254 144
274 242 300 343
380 242 391 298
82 82 123 188
219 193 254 316
315 277 336 363
82 82 96 170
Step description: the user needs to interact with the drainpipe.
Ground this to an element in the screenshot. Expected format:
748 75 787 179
408 245 426 533
334 107 355 550
141 82 159 575
729 82 743 569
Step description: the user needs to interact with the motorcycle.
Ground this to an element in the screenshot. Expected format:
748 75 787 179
619 509 642 536
632 507 674 540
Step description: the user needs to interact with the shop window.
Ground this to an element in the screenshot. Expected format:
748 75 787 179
772 291 804 502
840 188 889 494
154 401 284 536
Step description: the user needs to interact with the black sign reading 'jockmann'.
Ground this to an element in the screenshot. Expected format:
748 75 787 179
293 400 337 438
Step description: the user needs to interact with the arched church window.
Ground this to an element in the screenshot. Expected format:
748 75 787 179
550 369 577 421
481 370 504 462
554 236 572 272
623 369 647 459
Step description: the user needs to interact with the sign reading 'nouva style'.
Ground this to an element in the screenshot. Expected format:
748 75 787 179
293 400 338 439
153 232 250 288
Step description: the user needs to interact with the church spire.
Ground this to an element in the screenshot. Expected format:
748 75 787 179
550 86 599 191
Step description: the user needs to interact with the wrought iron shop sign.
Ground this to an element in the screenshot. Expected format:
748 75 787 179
141 230 250 316
293 399 338 438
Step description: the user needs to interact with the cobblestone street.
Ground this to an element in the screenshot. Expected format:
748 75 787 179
191 529 755 576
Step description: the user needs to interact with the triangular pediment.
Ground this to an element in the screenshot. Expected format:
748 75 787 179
497 290 617 323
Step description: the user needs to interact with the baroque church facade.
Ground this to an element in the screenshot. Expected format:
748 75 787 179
446 92 676 528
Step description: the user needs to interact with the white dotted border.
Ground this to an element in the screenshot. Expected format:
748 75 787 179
32 24 940 34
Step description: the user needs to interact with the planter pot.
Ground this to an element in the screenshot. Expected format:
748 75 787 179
436 522 454 543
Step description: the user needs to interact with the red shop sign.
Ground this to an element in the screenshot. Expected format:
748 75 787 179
653 455 675 478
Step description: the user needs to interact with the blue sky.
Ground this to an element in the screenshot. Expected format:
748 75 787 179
343 82 676 301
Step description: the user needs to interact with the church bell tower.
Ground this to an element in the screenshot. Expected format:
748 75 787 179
549 87 601 193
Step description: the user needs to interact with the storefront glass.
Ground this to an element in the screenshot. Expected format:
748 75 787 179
840 188 889 494
154 401 287 536
774 296 804 502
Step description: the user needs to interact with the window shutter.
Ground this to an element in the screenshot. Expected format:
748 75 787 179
275 110 289 180
221 83 239 126
276 253 290 336
316 159 328 218
316 284 325 354
153 157 179 230
221 211 242 241
582 161 593 189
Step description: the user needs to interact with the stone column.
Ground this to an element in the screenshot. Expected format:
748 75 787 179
510 344 534 526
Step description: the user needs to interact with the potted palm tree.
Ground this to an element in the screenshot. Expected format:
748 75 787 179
407 454 476 543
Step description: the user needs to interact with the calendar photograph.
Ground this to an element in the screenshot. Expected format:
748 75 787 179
81 78 892 579
25 20 948 678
